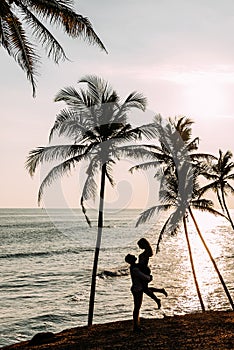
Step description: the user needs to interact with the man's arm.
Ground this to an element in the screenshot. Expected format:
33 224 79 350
132 266 152 282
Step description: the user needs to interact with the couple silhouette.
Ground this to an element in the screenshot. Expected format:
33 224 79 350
125 238 167 332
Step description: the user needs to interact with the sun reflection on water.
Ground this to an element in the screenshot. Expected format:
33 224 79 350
176 210 232 311
144 210 233 316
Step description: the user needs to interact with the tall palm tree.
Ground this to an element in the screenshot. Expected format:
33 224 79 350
199 150 234 230
26 75 148 326
0 1 106 96
132 115 234 310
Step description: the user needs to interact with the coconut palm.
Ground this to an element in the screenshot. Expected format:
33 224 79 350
199 150 234 230
26 75 149 326
132 115 234 311
0 0 106 96
154 168 234 311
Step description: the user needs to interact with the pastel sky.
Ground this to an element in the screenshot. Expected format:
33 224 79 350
1 0 234 209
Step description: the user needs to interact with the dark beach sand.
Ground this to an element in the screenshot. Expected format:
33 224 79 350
2 311 234 350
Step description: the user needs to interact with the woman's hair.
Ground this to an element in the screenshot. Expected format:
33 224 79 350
137 238 153 256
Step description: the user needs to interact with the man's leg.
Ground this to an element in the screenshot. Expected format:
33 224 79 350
132 291 143 331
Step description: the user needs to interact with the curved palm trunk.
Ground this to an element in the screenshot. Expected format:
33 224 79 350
217 188 225 212
88 163 106 326
188 207 234 310
183 216 205 311
220 186 234 230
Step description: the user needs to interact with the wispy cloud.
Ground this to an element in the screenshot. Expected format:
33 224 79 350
160 65 234 84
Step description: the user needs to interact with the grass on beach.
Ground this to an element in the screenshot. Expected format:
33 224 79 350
2 311 234 350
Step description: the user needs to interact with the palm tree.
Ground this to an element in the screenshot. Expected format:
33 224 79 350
155 168 234 311
199 150 234 230
0 1 106 96
132 115 234 311
26 75 148 326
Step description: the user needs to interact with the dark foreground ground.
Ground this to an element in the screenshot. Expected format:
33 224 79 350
2 311 234 350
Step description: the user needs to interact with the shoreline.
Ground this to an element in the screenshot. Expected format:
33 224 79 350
2 310 234 350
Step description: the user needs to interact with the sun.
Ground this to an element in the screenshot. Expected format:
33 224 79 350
174 70 229 118
184 81 227 118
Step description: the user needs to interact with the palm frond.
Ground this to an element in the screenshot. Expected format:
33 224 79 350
81 156 101 202
156 214 172 253
49 109 93 142
49 109 77 141
54 86 94 110
3 9 38 96
0 1 12 48
191 198 213 210
105 159 116 187
28 0 107 52
122 91 147 111
129 160 163 173
111 92 147 126
159 187 177 204
38 153 87 205
169 116 193 145
156 216 171 254
79 75 115 104
224 183 234 195
139 123 159 140
190 152 217 162
80 156 101 226
80 196 92 227
26 144 88 176
166 206 186 233
198 181 218 198
110 125 139 142
185 137 199 151
191 200 227 218
136 206 159 227
114 144 160 164
19 3 67 63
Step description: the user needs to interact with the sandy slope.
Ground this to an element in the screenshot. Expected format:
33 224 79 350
2 311 234 350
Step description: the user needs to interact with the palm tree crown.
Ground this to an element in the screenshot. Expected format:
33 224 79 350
26 75 147 219
134 116 215 227
199 149 234 229
132 115 214 229
0 1 106 96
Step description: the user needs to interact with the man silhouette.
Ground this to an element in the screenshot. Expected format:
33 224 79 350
125 253 152 332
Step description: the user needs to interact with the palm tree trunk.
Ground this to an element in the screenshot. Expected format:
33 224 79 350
217 188 225 212
221 186 234 230
188 207 234 310
88 163 106 326
183 216 205 312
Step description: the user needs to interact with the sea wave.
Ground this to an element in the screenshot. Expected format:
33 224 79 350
97 267 129 278
0 247 92 260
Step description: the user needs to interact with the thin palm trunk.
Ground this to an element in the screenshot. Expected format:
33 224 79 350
217 188 225 212
220 186 234 230
188 207 234 310
88 163 106 326
183 216 205 311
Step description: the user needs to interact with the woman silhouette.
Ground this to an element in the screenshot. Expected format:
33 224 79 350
137 238 167 308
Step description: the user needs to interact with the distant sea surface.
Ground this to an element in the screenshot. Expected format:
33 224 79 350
1 208 234 347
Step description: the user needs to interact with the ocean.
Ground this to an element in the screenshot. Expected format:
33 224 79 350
0 208 233 347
